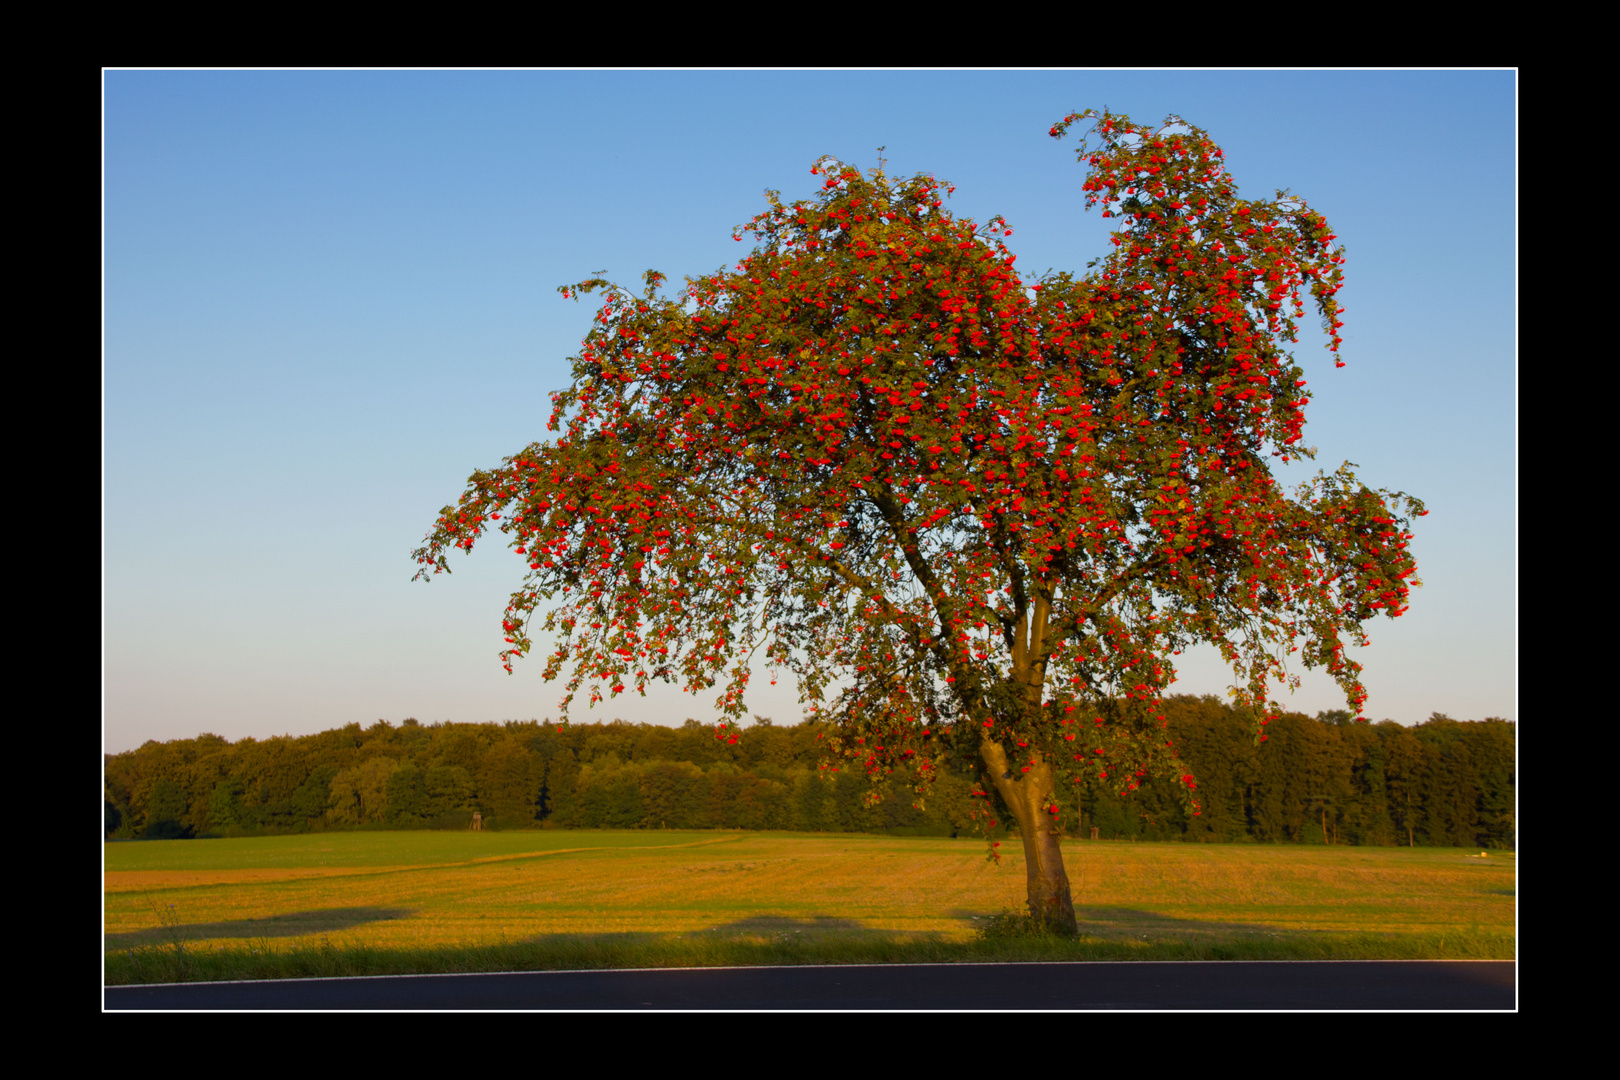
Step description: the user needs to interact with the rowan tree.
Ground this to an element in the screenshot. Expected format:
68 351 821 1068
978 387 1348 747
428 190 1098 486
413 110 1424 933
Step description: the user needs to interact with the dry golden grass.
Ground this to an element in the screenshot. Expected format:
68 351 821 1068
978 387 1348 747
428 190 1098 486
105 831 1514 960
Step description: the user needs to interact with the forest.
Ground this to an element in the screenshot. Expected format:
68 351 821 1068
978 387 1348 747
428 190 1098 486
104 696 1513 849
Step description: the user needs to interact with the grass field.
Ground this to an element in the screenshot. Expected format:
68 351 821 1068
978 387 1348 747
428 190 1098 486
104 831 1515 984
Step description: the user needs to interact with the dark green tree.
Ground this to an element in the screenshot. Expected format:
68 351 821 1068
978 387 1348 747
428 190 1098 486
143 777 191 839
208 778 248 832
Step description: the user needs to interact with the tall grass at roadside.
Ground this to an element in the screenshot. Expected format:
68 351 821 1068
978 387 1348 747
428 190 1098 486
105 924 1513 985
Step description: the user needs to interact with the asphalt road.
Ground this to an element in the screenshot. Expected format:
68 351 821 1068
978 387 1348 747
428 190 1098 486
105 960 1514 1010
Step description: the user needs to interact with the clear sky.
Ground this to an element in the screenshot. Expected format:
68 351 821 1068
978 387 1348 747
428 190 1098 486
103 70 1516 753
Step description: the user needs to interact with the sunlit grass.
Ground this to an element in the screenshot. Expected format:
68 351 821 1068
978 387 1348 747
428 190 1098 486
105 832 1514 984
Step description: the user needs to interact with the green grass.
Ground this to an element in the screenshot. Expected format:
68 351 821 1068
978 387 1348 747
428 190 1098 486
105 831 1515 985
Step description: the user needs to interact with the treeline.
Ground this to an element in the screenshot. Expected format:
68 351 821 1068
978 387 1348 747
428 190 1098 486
103 697 1514 848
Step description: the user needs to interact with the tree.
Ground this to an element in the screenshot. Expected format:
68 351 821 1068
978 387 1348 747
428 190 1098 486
412 110 1424 933
144 777 192 839
1384 727 1426 847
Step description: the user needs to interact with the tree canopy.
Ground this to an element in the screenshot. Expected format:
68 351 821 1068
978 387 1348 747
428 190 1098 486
413 110 1424 931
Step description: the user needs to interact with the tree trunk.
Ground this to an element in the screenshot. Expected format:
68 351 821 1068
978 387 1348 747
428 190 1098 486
981 738 1077 935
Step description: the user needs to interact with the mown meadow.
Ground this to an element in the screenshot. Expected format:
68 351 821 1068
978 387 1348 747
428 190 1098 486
104 830 1514 984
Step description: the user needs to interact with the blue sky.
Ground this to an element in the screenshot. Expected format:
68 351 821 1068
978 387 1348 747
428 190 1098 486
104 70 1516 752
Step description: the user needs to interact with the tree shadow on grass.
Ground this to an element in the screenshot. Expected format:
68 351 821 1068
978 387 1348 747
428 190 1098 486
105 907 413 950
1077 907 1293 939
704 915 868 937
504 916 876 952
491 915 962 970
949 905 1314 943
489 909 1337 968
694 916 964 957
503 914 948 952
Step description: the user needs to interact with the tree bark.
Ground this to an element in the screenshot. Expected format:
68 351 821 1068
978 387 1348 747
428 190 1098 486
981 738 1077 935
